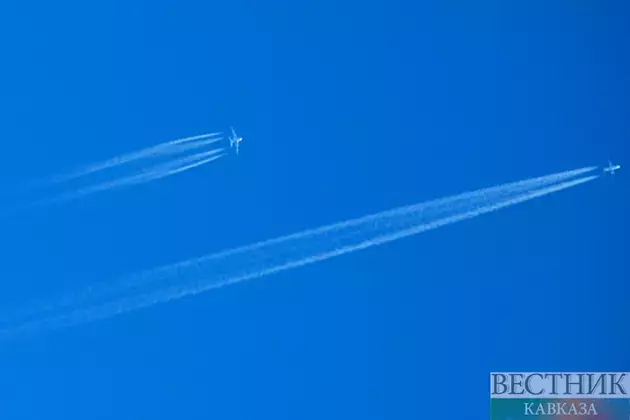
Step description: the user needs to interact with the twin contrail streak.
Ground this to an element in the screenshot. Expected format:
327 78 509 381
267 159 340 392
36 148 226 204
19 131 228 207
0 166 599 339
123 150 227 188
45 132 222 185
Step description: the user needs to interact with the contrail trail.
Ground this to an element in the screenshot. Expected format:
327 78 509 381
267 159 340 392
0 167 599 338
36 148 226 204
103 147 227 188
44 132 223 185
126 152 227 186
166 137 224 155
14 166 596 325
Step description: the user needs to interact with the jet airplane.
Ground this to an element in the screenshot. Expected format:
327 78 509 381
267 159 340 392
229 127 243 155
603 160 621 175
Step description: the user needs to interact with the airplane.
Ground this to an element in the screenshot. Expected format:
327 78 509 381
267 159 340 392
228 127 243 155
603 160 621 175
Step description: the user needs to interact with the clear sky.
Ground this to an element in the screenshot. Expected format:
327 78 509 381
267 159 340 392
0 0 628 419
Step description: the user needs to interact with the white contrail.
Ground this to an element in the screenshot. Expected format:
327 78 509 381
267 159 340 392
104 147 227 188
36 148 226 204
0 168 598 338
166 137 224 154
12 166 597 320
44 132 223 185
130 152 227 185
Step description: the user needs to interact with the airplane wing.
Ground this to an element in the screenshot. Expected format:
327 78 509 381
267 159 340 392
230 126 237 139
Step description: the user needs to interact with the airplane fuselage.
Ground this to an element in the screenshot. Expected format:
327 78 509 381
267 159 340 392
228 127 243 155
604 164 621 174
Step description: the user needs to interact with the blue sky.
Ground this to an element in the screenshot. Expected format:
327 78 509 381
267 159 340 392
0 0 628 419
